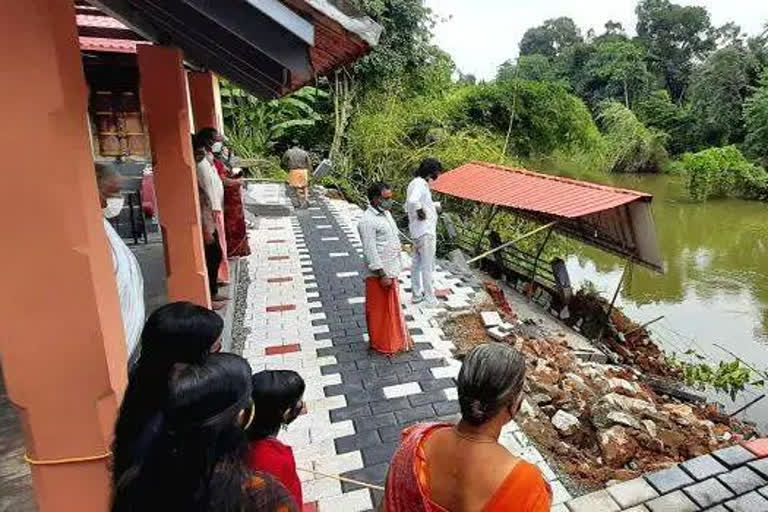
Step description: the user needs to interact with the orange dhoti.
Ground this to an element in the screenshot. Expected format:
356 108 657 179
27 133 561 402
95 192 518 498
365 277 411 354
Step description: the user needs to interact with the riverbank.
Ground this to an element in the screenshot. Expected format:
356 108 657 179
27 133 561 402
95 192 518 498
440 272 760 492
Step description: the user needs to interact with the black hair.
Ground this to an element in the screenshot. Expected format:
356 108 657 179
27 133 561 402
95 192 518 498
457 343 526 425
111 302 224 487
197 127 218 148
416 158 443 179
247 370 306 440
367 181 391 202
112 353 256 512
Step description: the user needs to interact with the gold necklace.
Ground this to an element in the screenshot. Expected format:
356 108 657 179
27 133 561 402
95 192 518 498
453 427 497 444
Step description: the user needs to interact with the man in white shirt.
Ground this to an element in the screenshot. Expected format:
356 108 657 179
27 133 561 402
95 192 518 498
96 163 145 367
405 158 443 306
358 182 411 354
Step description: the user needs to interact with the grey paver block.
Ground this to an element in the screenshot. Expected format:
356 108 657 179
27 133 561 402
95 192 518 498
702 506 727 512
607 478 659 508
681 454 729 480
645 465 696 494
747 458 768 479
683 477 734 508
551 505 569 512
565 490 620 512
717 466 766 495
759 484 768 498
711 445 756 468
645 490 699 512
623 507 650 512
724 491 768 512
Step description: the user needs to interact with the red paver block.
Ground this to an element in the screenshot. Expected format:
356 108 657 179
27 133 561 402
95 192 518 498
268 256 290 261
744 438 768 457
265 344 300 355
267 276 294 283
267 239 287 244
266 304 296 313
302 503 317 512
435 288 452 298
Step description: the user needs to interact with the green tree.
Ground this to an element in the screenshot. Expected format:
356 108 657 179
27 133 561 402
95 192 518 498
583 40 652 108
744 70 768 166
453 79 600 157
598 101 668 173
519 17 583 59
688 46 751 146
634 89 696 155
351 0 436 89
496 54 556 82
635 0 716 101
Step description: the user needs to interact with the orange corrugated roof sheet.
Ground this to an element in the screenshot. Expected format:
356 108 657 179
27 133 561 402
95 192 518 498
432 162 651 219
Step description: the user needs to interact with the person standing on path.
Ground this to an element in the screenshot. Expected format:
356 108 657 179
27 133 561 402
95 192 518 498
193 138 227 309
195 129 231 285
358 182 412 354
281 143 312 208
96 163 145 366
406 158 443 306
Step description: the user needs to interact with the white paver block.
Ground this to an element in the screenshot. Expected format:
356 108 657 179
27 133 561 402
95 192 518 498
337 271 359 278
314 451 364 476
480 311 502 327
383 381 422 399
347 296 365 305
444 388 458 401
317 489 373 512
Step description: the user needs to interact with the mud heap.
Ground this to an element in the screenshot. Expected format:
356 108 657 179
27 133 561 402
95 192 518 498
443 310 758 490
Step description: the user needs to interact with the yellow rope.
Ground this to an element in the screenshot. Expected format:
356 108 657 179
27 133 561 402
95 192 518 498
24 451 113 466
297 466 386 491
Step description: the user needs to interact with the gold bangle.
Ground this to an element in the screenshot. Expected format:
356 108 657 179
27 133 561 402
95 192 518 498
24 451 112 466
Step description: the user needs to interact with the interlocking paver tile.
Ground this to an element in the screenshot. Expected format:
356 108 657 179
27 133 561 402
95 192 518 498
724 490 768 512
717 466 766 495
683 477 734 508
645 466 695 494
607 478 659 508
681 454 729 481
565 490 620 512
711 445 756 468
645 490 699 512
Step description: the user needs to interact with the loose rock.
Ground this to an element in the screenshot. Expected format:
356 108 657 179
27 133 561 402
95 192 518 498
552 410 581 435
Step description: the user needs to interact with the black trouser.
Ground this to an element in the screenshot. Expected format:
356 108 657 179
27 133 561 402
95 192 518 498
204 230 223 298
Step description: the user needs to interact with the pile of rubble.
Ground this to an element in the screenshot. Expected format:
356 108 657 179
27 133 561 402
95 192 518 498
444 308 759 489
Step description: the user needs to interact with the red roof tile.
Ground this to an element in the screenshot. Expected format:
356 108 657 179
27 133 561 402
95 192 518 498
432 162 651 219
79 36 140 54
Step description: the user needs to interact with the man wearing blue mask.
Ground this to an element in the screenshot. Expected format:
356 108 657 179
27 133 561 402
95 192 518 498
358 182 411 354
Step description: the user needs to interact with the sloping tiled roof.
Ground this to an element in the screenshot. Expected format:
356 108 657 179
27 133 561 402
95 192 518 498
432 162 651 219
433 162 663 271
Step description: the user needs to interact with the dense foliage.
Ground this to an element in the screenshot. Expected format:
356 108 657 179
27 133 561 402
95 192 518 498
677 146 768 201
744 71 768 167
221 0 768 204
598 101 668 173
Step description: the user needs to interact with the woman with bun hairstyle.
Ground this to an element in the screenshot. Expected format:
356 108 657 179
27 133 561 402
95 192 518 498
383 343 551 512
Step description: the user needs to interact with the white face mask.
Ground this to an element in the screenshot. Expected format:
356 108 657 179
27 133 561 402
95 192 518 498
103 196 124 219
211 141 223 153
206 152 215 164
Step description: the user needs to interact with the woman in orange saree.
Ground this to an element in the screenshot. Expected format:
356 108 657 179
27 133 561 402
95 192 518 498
383 344 551 512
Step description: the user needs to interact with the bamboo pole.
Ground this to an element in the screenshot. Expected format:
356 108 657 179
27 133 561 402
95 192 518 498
467 221 558 265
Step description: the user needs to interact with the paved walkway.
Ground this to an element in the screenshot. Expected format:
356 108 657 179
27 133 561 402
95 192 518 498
567 441 768 511
241 184 569 511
